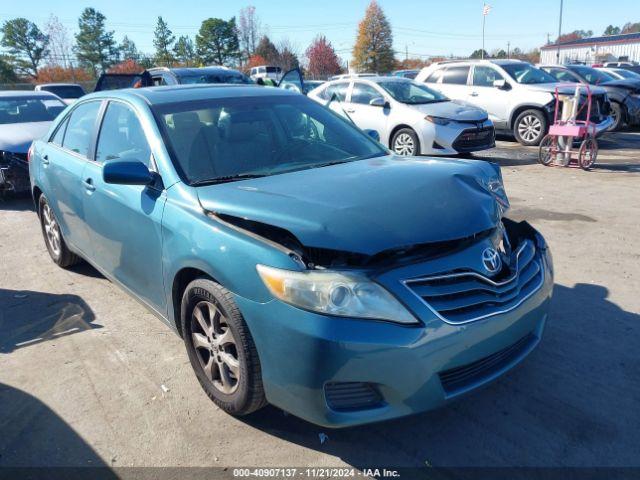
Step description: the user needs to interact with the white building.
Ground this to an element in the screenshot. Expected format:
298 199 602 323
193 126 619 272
540 32 640 65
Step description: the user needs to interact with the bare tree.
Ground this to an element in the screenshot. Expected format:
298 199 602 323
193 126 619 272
44 14 72 68
238 6 262 56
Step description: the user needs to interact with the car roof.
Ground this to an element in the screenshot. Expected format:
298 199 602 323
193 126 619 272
148 66 243 75
36 83 82 87
86 84 296 105
0 90 60 98
432 59 525 67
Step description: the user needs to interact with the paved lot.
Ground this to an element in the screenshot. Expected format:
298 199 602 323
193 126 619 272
1 131 639 469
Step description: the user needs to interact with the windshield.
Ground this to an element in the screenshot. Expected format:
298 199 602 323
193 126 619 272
0 97 66 124
178 73 251 85
153 94 387 185
570 66 614 84
501 63 557 84
377 80 448 104
41 85 85 99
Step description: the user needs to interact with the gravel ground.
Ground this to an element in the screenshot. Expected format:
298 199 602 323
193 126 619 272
1 131 639 470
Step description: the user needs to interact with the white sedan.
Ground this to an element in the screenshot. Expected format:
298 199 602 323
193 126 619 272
307 77 495 156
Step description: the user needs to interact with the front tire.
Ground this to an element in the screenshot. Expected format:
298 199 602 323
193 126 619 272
609 102 623 131
391 128 420 156
514 109 547 146
38 195 80 268
181 278 266 416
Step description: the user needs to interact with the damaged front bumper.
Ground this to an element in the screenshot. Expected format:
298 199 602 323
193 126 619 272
236 220 553 427
0 151 30 194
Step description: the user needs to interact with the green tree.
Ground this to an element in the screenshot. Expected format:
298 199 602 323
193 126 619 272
603 25 621 36
0 18 49 78
153 16 175 66
174 35 196 66
493 49 507 58
470 49 489 59
119 35 139 61
0 55 18 82
196 17 240 66
74 8 117 76
352 1 395 74
255 35 279 64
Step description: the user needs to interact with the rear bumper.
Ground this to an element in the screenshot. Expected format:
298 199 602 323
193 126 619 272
235 230 553 428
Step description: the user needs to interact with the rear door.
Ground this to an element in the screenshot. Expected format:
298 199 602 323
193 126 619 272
42 100 103 255
437 65 472 101
81 100 167 312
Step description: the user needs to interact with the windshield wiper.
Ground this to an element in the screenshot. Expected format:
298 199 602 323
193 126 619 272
190 174 265 186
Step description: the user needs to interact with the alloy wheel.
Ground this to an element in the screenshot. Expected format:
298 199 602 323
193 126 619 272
191 300 240 395
42 203 61 257
393 133 415 156
517 114 542 143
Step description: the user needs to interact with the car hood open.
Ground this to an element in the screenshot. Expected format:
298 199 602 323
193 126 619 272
196 156 508 256
409 100 488 122
0 121 52 154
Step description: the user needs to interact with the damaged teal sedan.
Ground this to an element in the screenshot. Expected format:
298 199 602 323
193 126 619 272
29 84 553 427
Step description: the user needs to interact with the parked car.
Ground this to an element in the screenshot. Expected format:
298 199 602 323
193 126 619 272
34 83 86 105
308 76 495 156
149 66 251 85
329 73 376 80
416 59 612 146
596 67 640 81
539 64 640 131
302 80 325 94
249 65 282 82
391 69 420 79
94 71 153 91
0 91 66 196
29 84 553 427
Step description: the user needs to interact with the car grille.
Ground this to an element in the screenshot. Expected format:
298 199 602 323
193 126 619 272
452 126 495 152
438 333 537 396
403 239 543 324
324 382 383 411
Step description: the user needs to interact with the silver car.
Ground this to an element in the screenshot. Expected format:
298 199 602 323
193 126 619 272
308 77 494 156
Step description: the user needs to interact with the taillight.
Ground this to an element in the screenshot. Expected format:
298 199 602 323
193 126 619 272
27 143 34 162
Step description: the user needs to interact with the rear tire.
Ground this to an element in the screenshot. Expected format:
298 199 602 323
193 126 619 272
181 278 266 416
514 109 547 146
609 102 623 131
538 135 556 166
391 128 420 156
38 195 80 268
578 138 598 170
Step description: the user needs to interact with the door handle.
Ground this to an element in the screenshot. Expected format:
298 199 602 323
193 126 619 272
83 178 96 192
345 109 355 113
42 154 49 165
469 92 479 97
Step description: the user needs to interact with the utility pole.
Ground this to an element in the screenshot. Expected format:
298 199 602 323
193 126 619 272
405 44 408 61
556 0 564 63
482 12 486 59
507 41 511 58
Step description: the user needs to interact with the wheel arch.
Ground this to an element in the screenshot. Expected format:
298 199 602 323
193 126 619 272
32 185 43 213
388 124 415 149
509 105 547 130
171 267 220 338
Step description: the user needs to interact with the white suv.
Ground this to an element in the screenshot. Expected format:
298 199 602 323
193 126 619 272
415 59 611 145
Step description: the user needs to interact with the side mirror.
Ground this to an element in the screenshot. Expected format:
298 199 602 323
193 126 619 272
103 160 154 185
493 79 508 89
364 129 380 142
369 97 387 107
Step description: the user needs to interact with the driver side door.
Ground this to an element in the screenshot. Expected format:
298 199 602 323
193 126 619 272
344 82 390 140
469 65 510 126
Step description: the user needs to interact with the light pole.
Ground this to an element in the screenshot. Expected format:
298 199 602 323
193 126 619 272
556 0 564 63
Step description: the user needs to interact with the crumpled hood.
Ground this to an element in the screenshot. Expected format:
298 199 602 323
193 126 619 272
196 156 507 256
0 121 52 153
410 100 488 122
527 82 607 95
602 79 640 92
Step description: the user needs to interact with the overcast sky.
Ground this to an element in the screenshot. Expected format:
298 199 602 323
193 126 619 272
1 0 637 61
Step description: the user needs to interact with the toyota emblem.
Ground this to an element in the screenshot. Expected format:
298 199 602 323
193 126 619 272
482 248 502 274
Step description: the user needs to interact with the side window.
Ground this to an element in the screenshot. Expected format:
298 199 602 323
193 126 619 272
50 117 69 146
350 82 382 104
550 68 573 81
424 69 444 83
323 82 349 101
152 76 166 86
62 101 102 157
472 66 504 87
442 66 470 85
96 102 152 166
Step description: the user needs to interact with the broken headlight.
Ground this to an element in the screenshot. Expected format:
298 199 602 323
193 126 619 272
256 265 418 324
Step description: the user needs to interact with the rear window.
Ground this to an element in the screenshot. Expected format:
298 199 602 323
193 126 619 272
266 67 281 73
319 82 349 101
41 85 85 99
0 96 66 124
178 73 251 85
441 66 470 85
